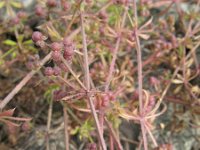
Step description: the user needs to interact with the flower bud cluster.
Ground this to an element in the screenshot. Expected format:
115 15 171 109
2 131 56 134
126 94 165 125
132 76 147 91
47 0 57 7
32 33 76 76
98 11 108 23
10 11 27 25
35 5 47 17
44 66 62 76
32 31 47 48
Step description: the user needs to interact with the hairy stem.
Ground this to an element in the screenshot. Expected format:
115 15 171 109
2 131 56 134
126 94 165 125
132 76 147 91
63 105 69 150
133 1 147 150
46 97 53 150
80 11 107 150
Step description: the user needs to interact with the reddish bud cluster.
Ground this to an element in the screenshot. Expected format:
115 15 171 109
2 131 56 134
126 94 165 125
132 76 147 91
62 37 75 61
51 42 63 51
44 67 54 76
32 31 47 47
35 5 46 17
32 31 43 42
98 11 108 22
44 66 62 76
62 2 70 11
10 11 27 25
47 0 57 7
49 38 75 62
58 62 68 72
51 51 61 62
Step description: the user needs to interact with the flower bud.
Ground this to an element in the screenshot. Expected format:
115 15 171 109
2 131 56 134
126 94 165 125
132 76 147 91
35 5 46 17
51 42 63 51
63 48 74 60
63 37 72 46
52 51 61 62
53 67 61 76
63 2 70 11
58 63 68 72
47 0 57 7
32 31 43 42
44 67 54 76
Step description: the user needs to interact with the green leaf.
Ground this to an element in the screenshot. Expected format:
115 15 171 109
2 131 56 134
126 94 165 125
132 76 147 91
17 35 24 43
23 40 33 45
71 126 80 135
0 1 5 9
10 1 22 8
11 52 17 58
3 40 17 46
78 119 94 141
0 60 3 65
0 48 15 59
44 85 59 99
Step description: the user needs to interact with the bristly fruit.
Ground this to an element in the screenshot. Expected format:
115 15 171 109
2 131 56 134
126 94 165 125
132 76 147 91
51 42 63 51
52 51 61 62
47 0 57 7
63 37 73 46
58 63 68 72
32 31 43 42
53 67 61 76
44 67 54 76
63 48 74 59
62 2 70 11
35 5 46 17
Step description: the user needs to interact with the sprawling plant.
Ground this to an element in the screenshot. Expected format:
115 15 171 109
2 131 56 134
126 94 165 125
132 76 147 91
0 0 200 150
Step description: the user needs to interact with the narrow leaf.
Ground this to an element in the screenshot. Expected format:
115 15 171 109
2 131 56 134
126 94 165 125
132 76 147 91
10 1 22 8
0 1 5 9
3 40 17 46
172 79 183 84
0 108 15 118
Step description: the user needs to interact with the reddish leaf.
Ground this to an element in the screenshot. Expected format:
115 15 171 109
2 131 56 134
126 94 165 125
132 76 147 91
4 116 32 122
0 108 15 118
